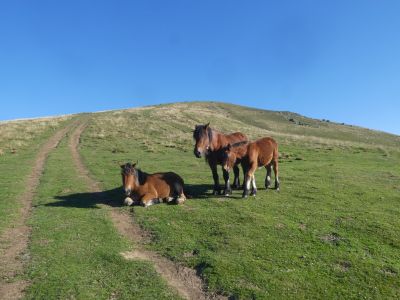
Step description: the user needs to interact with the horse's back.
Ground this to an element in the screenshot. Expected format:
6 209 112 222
155 172 184 183
250 137 278 165
226 132 248 144
255 137 277 149
150 172 184 196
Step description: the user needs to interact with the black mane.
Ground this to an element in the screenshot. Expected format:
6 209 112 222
135 168 148 185
231 141 248 148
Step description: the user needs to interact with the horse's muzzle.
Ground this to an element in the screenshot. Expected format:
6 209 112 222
124 188 131 196
194 149 202 158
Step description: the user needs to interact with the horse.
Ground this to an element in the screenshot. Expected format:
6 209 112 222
193 123 248 195
120 162 186 207
222 137 280 198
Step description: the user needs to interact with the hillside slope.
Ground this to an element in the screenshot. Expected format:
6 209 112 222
1 102 399 299
77 102 399 299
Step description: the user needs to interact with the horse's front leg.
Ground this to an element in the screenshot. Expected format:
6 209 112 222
210 163 221 195
140 193 160 207
222 168 232 196
243 163 256 198
232 165 240 189
240 162 248 189
242 173 251 198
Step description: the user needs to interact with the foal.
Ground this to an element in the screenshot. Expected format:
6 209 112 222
121 163 186 207
193 123 247 195
222 137 280 198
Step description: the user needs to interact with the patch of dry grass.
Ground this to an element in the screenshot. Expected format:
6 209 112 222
86 102 400 154
0 116 72 152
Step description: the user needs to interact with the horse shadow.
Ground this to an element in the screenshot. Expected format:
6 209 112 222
44 187 124 209
185 183 249 200
43 183 218 209
184 183 214 199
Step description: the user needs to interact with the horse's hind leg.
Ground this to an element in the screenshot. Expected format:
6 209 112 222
273 160 280 191
172 181 186 204
232 165 240 189
174 192 186 204
222 168 232 196
250 175 257 196
265 163 272 189
242 173 250 198
241 162 247 189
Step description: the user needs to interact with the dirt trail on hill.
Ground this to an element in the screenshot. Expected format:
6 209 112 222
69 122 225 300
0 120 78 300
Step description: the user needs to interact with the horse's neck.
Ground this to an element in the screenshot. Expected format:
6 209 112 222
233 144 248 158
210 130 224 151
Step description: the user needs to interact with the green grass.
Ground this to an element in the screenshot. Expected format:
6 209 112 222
78 102 400 299
0 117 70 235
25 137 179 299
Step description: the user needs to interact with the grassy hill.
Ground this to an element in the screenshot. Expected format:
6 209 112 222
1 102 399 299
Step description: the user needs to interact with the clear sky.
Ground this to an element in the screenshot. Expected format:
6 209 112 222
0 1 399 135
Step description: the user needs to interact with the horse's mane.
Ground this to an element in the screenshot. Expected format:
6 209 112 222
231 141 248 148
134 168 148 186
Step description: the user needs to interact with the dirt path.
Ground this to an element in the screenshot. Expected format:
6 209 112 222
69 122 224 300
0 120 78 300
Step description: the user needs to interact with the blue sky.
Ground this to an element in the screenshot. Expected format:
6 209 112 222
0 1 399 135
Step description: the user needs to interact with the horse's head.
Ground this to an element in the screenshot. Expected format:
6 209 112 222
222 144 236 171
120 162 138 196
193 123 212 158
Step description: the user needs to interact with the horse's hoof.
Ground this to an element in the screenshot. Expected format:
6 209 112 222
223 189 232 196
212 190 220 196
124 197 134 206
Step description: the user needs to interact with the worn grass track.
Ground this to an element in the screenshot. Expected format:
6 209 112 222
0 119 76 299
0 116 71 235
24 122 180 299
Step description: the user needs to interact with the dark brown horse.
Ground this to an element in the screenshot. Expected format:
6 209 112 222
193 123 247 195
222 137 279 198
121 163 186 207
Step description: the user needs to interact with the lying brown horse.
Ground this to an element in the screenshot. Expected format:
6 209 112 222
121 162 186 207
222 137 279 198
193 123 248 195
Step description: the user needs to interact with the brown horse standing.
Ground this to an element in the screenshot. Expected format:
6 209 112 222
193 123 247 195
222 137 279 198
121 163 186 207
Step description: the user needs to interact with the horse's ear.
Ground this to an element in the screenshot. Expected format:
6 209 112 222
205 122 210 128
132 160 138 168
120 164 125 169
